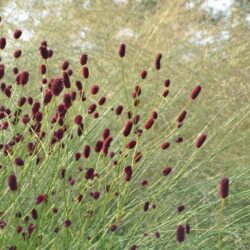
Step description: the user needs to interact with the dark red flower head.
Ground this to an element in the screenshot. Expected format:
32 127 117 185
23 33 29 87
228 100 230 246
123 121 133 137
140 70 147 79
63 72 71 88
39 45 49 60
176 225 185 243
32 102 41 115
40 64 46 75
8 174 17 191
196 133 206 148
161 142 170 150
144 118 154 130
118 43 126 57
91 191 100 200
191 85 201 100
91 85 99 95
19 71 29 85
85 168 95 180
126 140 137 149
162 89 169 97
177 205 185 213
102 128 110 139
115 105 123 115
28 223 36 236
80 53 88 65
18 97 26 107
62 60 69 71
83 145 91 158
177 110 187 123
110 224 117 232
88 103 97 114
13 49 22 58
152 111 158 119
74 115 83 125
95 140 103 153
31 209 38 220
13 29 22 39
163 167 172 176
15 157 24 166
82 66 89 79
63 93 72 108
98 96 106 105
219 177 229 199
0 64 4 79
36 194 47 205
55 128 64 140
75 80 83 91
155 53 162 70
0 37 6 50
51 78 63 96
134 152 142 163
44 90 52 105
102 136 113 155
164 79 170 87
143 201 149 212
124 165 133 181
64 219 72 228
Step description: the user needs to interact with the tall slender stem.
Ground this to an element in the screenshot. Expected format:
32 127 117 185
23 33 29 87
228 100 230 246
218 198 225 250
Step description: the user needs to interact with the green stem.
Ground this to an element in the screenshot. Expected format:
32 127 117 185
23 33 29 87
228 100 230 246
218 198 225 250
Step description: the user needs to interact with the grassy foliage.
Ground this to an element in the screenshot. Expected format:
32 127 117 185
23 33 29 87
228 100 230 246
0 1 249 249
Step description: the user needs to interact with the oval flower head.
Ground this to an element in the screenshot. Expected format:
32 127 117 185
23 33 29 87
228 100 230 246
219 177 229 199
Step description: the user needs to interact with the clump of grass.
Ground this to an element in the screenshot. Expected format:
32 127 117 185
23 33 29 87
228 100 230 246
0 22 245 250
